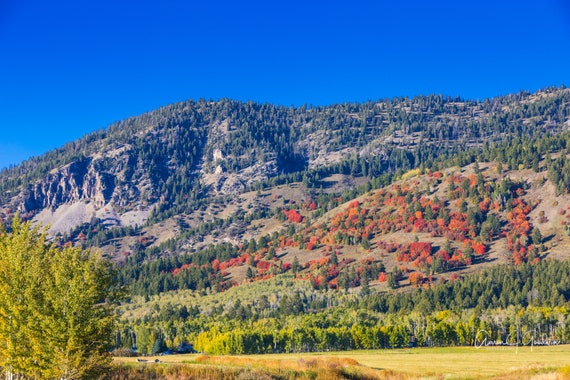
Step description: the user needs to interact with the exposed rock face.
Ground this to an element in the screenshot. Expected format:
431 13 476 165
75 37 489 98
16 147 158 234
18 149 144 220
20 157 115 212
15 141 155 217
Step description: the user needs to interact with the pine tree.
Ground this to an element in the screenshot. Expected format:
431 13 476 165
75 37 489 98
387 272 400 289
292 256 300 275
531 227 543 246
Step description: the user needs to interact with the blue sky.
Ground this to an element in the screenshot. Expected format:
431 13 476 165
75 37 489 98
1 0 569 170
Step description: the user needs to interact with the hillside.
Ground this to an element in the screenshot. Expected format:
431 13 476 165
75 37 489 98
116 159 570 303
112 160 570 355
0 87 568 263
0 88 570 294
4 87 570 355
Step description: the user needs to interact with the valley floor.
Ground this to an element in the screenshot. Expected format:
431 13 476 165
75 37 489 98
113 344 570 379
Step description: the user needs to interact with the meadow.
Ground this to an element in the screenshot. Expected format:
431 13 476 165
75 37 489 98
113 344 570 379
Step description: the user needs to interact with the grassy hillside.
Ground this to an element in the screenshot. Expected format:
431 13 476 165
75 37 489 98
118 158 570 302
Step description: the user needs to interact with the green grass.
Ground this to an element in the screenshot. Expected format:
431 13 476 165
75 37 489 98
323 345 570 378
115 345 570 379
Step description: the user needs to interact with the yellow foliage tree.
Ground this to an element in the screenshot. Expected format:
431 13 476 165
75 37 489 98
0 217 118 379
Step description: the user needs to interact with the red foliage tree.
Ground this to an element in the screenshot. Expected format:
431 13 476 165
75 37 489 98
409 272 425 286
283 209 303 223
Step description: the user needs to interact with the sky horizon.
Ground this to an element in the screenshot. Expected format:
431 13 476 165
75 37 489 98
1 0 570 170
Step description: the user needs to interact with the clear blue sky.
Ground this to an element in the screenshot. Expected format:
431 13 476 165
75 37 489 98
1 0 569 170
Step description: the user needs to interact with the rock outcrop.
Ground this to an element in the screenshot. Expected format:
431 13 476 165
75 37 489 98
20 157 115 212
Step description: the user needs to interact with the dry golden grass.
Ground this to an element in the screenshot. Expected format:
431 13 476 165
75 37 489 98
114 345 570 379
112 354 378 379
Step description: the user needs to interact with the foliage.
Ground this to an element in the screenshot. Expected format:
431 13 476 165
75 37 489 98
115 259 570 356
0 217 119 379
4 87 570 362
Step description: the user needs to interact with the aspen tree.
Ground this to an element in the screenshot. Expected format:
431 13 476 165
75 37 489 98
0 217 118 380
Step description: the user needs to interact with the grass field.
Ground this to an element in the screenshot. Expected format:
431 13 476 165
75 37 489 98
114 345 570 379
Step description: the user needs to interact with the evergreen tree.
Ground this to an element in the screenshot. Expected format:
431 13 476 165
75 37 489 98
387 272 400 289
531 227 543 246
292 256 300 275
246 266 255 279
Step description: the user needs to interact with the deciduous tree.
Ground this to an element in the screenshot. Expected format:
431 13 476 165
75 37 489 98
0 217 119 379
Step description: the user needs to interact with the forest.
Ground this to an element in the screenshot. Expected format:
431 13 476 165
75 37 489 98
1 87 570 361
115 260 570 355
112 150 570 355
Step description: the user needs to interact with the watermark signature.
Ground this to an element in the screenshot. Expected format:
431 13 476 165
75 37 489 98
475 330 560 349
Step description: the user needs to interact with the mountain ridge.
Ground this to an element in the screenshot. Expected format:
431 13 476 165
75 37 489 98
0 87 569 278
2 89 568 208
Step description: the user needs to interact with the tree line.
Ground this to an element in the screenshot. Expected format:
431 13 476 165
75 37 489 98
116 260 570 355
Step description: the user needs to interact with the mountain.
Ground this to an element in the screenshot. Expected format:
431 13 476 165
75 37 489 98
0 88 569 274
4 86 570 354
0 90 567 232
